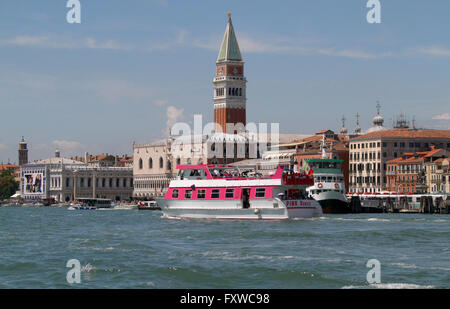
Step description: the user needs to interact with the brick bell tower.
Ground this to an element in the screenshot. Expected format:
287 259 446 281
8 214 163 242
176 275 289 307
213 13 247 134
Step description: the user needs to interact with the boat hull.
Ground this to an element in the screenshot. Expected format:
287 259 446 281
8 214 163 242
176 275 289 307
157 198 322 220
318 199 352 214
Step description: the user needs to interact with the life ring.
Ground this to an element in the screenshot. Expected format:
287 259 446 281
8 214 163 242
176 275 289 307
317 182 323 189
334 183 339 189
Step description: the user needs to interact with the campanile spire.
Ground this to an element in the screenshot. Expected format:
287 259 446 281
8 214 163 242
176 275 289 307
213 13 247 134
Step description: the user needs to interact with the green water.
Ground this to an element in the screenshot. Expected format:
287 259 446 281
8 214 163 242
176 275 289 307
0 206 448 288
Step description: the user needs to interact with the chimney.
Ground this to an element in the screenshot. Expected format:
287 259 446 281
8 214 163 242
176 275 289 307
85 152 89 165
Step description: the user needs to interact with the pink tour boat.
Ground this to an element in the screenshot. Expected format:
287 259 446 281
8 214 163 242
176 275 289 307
157 164 323 220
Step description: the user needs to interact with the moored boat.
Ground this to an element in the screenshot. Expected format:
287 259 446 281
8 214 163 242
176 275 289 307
157 164 322 220
305 158 351 214
137 200 161 210
69 198 112 210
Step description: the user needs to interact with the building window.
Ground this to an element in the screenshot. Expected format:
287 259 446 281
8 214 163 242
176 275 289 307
159 157 163 168
149 158 153 169
139 158 143 169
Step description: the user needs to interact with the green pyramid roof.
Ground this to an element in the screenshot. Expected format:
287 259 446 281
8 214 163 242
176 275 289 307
217 15 242 62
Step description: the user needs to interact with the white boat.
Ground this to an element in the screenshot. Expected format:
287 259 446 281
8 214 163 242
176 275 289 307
157 164 323 220
137 200 160 210
69 198 112 210
305 158 350 213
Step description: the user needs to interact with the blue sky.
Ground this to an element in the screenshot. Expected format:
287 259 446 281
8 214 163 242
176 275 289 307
0 0 449 163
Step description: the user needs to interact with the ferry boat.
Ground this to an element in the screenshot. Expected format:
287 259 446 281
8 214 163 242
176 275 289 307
305 158 350 214
69 198 112 210
157 164 323 220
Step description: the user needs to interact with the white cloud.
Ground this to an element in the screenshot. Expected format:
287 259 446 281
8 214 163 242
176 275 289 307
416 46 450 57
2 35 131 51
193 35 391 59
52 140 84 151
165 106 184 135
4 33 450 61
432 113 450 120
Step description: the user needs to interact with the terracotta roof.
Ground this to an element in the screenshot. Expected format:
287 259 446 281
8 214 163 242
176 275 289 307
434 158 450 164
316 129 333 134
386 148 446 164
351 129 450 140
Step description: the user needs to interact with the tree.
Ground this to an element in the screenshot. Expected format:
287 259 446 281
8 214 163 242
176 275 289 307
0 169 19 200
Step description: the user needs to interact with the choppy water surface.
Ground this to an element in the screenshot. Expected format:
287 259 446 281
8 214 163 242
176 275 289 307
0 206 448 288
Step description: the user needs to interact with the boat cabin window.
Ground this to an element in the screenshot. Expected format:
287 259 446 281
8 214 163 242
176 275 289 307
255 188 266 198
172 189 179 199
225 188 234 198
211 189 220 199
185 190 192 199
197 189 206 199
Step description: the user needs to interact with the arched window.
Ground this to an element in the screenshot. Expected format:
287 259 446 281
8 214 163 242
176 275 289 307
176 157 181 165
159 157 163 168
139 158 143 169
167 160 171 170
149 158 153 169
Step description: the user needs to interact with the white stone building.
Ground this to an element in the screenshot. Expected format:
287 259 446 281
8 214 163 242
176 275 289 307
20 151 133 202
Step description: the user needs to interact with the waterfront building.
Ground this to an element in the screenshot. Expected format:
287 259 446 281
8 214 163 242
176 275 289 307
386 147 449 194
425 157 450 193
20 150 133 202
349 129 450 193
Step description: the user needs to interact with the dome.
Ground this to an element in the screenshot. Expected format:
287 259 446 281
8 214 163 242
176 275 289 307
373 114 384 126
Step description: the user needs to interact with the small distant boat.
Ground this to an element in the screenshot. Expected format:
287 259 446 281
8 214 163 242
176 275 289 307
69 198 112 210
137 200 161 210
